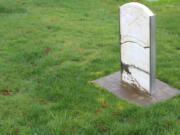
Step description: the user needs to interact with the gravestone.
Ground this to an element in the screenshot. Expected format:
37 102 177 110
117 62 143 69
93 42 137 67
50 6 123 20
92 2 180 105
120 2 156 94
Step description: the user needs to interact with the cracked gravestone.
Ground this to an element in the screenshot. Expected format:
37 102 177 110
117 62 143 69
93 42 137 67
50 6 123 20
120 2 156 94
92 2 180 105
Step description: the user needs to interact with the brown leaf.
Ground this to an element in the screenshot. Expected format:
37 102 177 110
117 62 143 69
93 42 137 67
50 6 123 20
99 126 107 131
45 47 50 53
102 101 108 108
15 128 20 135
96 108 102 113
1 90 12 96
71 127 75 131
37 79 41 83
95 124 107 131
95 108 102 115
43 102 47 104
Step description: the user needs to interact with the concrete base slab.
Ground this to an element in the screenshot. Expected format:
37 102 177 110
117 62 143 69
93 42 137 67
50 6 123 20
92 71 180 105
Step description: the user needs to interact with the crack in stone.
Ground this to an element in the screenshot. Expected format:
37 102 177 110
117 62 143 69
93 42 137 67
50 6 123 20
121 69 148 92
121 35 148 48
121 62 149 74
121 62 131 74
127 73 147 92
121 41 149 49
121 62 148 92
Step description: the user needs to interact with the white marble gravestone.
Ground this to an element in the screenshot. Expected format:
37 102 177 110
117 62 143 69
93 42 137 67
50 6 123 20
92 3 180 105
120 2 156 94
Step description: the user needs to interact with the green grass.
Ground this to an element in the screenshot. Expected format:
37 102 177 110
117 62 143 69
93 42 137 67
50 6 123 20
0 0 180 134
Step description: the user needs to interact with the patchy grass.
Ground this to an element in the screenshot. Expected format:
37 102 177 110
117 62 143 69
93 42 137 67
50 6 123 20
0 0 180 134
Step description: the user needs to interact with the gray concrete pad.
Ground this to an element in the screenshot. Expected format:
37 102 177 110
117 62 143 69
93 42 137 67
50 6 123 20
92 71 180 105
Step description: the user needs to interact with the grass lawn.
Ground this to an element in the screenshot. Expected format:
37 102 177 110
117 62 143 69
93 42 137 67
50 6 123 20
0 0 180 134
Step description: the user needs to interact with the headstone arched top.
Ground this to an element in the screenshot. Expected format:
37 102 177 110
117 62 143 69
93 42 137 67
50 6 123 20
120 2 155 48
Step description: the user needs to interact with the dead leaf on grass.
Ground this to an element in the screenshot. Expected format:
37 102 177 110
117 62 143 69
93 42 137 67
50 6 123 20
45 47 50 53
99 126 107 131
1 90 12 96
95 108 102 115
37 79 41 83
95 124 108 131
43 102 47 105
102 101 108 108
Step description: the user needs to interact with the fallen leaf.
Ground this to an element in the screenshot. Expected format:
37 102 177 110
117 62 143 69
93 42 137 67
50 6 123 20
102 101 108 108
37 79 41 83
43 102 47 104
45 47 50 53
15 128 20 135
1 90 12 96
95 124 107 131
95 108 102 115
99 126 107 131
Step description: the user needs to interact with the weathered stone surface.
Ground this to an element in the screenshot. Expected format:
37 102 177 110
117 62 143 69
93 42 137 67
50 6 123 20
120 2 155 93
